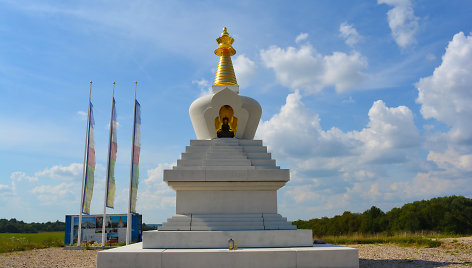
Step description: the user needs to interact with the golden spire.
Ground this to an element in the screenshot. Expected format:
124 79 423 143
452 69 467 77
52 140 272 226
213 27 238 86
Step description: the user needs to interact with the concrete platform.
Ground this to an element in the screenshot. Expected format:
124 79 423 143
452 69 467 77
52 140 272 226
143 230 310 248
97 242 359 268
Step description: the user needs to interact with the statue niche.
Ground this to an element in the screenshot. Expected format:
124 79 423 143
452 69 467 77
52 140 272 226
215 105 238 138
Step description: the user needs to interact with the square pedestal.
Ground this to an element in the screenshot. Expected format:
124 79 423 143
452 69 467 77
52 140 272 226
97 242 359 268
143 230 312 248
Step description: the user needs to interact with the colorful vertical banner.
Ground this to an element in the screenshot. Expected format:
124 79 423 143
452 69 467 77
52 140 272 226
106 98 117 208
82 103 96 215
130 100 141 213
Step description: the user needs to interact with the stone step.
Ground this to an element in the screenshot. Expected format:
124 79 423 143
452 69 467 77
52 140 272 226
158 225 190 231
158 225 297 231
192 213 266 218
189 140 212 146
165 168 290 180
246 152 272 159
211 138 240 143
192 222 265 227
191 225 264 231
181 153 247 160
185 146 210 153
212 143 240 147
209 147 245 152
264 224 297 230
255 166 280 170
238 140 263 146
186 147 243 153
262 214 286 220
163 216 274 222
189 139 241 146
172 166 256 170
191 219 263 224
242 147 268 153
250 159 276 166
177 159 252 167
160 214 296 232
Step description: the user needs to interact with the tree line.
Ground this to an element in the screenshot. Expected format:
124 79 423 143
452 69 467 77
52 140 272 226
293 196 472 236
0 218 65 233
0 218 159 233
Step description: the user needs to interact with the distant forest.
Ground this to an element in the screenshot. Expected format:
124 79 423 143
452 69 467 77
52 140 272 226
293 196 472 236
0 218 157 233
2 196 471 234
0 219 65 233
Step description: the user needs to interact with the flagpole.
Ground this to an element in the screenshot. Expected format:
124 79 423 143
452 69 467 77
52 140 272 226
78 81 92 246
102 82 116 247
126 81 138 245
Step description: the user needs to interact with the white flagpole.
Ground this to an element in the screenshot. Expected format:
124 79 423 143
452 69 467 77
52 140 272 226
78 81 92 246
102 82 115 247
126 81 138 245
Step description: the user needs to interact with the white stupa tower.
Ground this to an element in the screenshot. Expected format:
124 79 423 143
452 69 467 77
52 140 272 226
156 27 301 235
97 27 359 268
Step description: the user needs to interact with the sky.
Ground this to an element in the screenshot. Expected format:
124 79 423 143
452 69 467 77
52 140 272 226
1 0 471 224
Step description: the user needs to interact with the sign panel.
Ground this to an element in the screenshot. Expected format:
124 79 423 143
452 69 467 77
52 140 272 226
66 214 141 245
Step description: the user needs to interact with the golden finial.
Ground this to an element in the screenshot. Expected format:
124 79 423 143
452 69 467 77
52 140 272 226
213 27 237 85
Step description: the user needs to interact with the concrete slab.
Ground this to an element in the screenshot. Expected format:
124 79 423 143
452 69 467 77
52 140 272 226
142 229 312 249
96 243 164 268
96 243 359 268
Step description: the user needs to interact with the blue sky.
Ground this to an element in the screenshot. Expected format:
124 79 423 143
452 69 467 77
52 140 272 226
1 0 471 224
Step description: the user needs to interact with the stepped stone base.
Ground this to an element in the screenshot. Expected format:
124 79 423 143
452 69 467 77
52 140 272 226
159 213 296 231
143 230 310 249
97 242 359 268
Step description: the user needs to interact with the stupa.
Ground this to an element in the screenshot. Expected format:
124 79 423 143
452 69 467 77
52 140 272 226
97 27 359 268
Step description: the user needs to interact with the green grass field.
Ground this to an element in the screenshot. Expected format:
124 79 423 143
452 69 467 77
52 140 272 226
318 233 462 247
0 232 64 253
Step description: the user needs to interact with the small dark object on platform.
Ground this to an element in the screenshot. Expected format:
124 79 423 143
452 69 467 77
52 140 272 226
313 239 326 244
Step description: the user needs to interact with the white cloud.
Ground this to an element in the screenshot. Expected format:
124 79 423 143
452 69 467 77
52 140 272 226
233 54 256 89
286 185 319 203
339 22 361 46
295 33 309 43
417 32 472 144
412 32 472 203
11 171 38 182
354 100 420 164
192 79 212 97
144 163 174 185
138 163 175 210
77 111 87 121
378 0 419 48
35 163 83 180
390 173 469 199
260 44 367 94
0 184 10 192
31 182 76 205
257 92 419 164
257 91 423 218
0 171 38 195
427 148 472 172
323 52 368 93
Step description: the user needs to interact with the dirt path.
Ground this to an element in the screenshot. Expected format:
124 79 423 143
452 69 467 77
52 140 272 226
0 237 471 267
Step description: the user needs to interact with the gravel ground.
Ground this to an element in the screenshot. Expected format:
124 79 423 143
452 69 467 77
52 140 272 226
0 237 471 267
0 247 97 268
352 236 472 267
